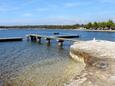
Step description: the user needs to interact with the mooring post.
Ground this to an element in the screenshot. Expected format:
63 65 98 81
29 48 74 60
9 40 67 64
57 40 64 47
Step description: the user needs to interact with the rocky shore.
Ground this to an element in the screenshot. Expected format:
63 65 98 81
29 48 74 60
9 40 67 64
65 40 115 86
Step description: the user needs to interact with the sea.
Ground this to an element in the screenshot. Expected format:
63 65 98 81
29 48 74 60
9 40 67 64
0 29 115 86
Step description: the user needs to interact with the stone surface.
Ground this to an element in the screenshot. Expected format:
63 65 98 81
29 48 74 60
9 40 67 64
66 40 115 86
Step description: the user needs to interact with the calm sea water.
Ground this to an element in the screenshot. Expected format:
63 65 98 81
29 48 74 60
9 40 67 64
0 29 115 86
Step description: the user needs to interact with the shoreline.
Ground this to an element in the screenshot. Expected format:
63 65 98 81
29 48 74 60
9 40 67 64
1 27 115 32
73 29 115 32
83 29 115 32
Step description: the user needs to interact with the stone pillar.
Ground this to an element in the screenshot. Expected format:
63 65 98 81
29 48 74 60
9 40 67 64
46 38 51 44
45 38 51 46
33 36 36 41
57 40 64 47
37 37 41 43
30 36 34 41
26 35 30 41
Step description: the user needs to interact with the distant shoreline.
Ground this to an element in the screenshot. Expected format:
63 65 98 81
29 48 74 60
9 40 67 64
83 29 115 32
1 27 115 32
0 25 81 29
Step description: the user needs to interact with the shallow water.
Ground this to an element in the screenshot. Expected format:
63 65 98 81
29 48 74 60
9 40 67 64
0 40 85 86
0 29 115 86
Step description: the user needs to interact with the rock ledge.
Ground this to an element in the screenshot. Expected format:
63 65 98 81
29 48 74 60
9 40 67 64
66 40 115 86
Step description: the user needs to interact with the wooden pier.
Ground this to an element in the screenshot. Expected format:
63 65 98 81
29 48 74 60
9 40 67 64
0 37 23 42
27 34 79 47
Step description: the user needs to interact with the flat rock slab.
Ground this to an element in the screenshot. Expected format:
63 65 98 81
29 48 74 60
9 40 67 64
66 40 115 86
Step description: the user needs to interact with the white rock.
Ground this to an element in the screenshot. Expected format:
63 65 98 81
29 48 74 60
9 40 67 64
68 40 115 86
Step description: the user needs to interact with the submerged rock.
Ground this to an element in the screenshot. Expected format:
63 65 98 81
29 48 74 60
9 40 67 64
66 40 115 86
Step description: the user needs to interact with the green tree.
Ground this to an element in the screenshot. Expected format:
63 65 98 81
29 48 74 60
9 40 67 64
92 22 98 29
99 22 106 28
85 22 92 29
106 20 114 28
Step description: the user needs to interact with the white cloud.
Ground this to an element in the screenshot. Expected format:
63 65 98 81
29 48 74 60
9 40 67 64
0 17 87 25
36 8 49 11
1 16 115 25
96 0 115 3
0 6 19 12
64 1 92 8
22 13 33 17
0 2 20 13
65 3 79 7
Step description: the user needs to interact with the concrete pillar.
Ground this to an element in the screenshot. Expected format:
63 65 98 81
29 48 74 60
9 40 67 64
57 40 64 47
35 36 38 42
30 36 36 41
30 36 33 41
33 36 36 41
26 35 30 41
37 37 41 43
45 38 51 45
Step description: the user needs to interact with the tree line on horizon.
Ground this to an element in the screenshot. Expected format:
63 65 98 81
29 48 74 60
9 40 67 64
84 20 115 30
0 25 81 29
0 20 115 30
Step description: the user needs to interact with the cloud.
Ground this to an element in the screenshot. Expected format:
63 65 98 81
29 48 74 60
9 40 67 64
96 0 115 3
0 2 20 13
0 18 85 25
64 1 92 8
36 8 49 11
64 3 79 7
22 13 33 17
0 6 19 12
1 16 115 25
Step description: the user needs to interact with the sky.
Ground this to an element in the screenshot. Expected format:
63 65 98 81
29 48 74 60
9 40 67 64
0 0 115 25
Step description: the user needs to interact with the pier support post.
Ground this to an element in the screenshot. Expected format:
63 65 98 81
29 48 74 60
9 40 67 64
57 40 64 47
45 38 51 46
30 36 37 41
30 36 34 41
33 36 36 41
37 37 41 43
26 35 30 41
